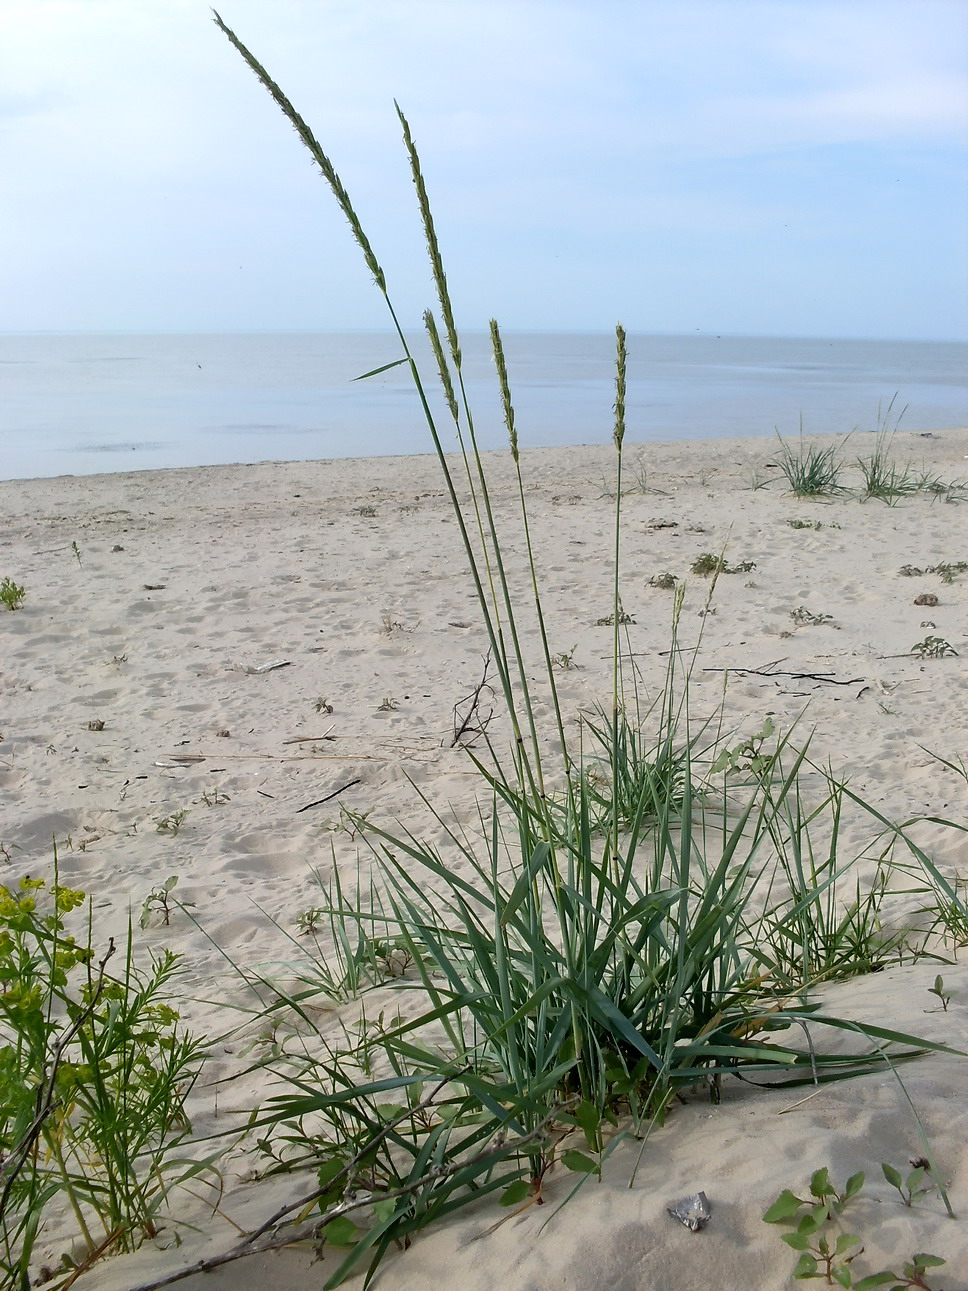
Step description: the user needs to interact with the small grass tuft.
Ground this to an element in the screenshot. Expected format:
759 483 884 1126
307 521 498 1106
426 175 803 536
775 427 846 497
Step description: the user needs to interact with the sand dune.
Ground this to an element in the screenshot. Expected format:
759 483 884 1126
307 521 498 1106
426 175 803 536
1 428 967 1289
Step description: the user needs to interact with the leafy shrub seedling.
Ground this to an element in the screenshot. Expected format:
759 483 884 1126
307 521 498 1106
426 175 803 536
140 875 193 928
911 637 957 659
792 607 835 627
156 810 189 835
0 579 25 611
881 1161 936 1208
764 1168 946 1288
691 553 755 576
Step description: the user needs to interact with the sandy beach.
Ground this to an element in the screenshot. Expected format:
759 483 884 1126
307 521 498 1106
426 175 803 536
2 428 968 1290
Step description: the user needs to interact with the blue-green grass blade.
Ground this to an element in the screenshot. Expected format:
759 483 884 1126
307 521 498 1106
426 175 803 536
353 357 408 381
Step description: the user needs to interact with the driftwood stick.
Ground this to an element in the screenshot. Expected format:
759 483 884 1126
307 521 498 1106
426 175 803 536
702 666 864 686
295 778 362 813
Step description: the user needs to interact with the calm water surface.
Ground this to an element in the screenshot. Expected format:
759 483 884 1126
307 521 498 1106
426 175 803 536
1 332 966 480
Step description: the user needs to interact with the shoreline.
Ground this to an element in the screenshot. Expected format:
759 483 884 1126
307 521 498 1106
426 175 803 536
2 427 967 1289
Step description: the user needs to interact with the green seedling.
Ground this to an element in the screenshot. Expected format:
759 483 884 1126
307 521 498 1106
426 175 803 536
315 696 334 714
0 579 26 611
595 608 635 626
792 607 835 626
199 787 230 806
156 810 189 836
787 518 824 530
140 875 193 929
71 541 83 566
711 716 775 775
648 572 677 589
763 1167 865 1283
882 1161 936 1208
925 976 951 1012
911 636 957 659
691 553 756 576
764 1169 946 1288
552 644 578 669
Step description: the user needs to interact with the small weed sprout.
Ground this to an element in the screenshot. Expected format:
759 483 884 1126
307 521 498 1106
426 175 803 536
881 1160 936 1208
764 1168 946 1288
791 607 835 627
156 810 189 836
595 606 635 626
140 875 193 928
786 518 824 531
0 578 26 611
380 611 404 634
199 787 230 807
711 717 775 776
315 696 334 714
355 505 377 518
377 696 399 711
71 540 83 566
911 636 957 659
931 561 968 584
926 975 951 1012
648 572 677 589
691 553 756 577
551 644 578 669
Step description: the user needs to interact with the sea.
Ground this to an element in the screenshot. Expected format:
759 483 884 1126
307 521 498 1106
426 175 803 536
1 331 966 481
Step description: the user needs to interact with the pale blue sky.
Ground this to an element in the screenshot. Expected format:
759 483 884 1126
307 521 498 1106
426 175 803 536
1 0 966 338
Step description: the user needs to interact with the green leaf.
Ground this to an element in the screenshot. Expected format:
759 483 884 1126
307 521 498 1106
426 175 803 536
905 1166 926 1193
499 1179 531 1207
844 1171 865 1199
833 1267 852 1288
372 1199 397 1223
500 842 551 926
810 1167 832 1198
853 1276 900 1290
573 1099 602 1148
792 1252 819 1278
763 1189 803 1223
911 1254 946 1270
881 1162 903 1189
561 1149 599 1175
835 1233 861 1255
783 1232 811 1251
325 1216 359 1247
352 357 408 381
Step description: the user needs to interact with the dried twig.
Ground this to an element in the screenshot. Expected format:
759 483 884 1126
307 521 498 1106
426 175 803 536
295 778 362 813
703 665 864 686
451 652 495 747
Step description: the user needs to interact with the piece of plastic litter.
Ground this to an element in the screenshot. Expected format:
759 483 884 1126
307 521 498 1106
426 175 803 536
667 1191 712 1231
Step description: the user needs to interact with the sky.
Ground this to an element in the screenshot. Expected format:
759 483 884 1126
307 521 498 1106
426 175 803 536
1 0 966 340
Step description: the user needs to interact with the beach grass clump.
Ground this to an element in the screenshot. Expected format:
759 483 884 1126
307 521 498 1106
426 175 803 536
774 427 846 497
